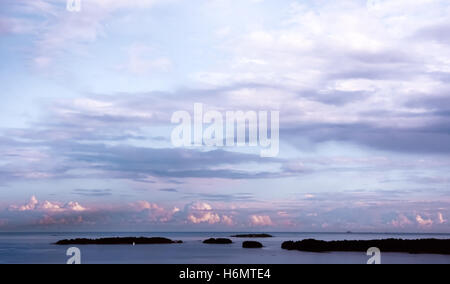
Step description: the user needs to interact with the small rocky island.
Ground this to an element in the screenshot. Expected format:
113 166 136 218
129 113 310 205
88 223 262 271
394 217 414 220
243 241 264 248
282 239 450 254
55 237 182 245
231 234 273 238
203 238 233 244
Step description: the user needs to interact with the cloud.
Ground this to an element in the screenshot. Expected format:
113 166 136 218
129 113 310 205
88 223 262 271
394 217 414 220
10 195 39 211
119 43 172 75
0 89 286 182
186 202 221 225
9 196 86 213
2 193 450 232
416 215 433 227
131 201 179 223
2 0 450 233
187 212 221 224
189 202 213 211
0 16 36 34
0 123 283 183
249 215 273 227
1 80 448 192
438 212 447 224
2 0 171 67
23 81 450 161
65 201 87 212
221 215 234 226
413 21 450 45
184 202 235 226
188 0 450 156
3 0 450 157
391 214 413 228
3 196 89 229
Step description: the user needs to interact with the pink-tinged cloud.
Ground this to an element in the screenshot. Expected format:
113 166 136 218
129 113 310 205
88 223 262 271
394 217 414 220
189 202 213 211
416 215 433 227
4 196 449 232
131 201 179 223
391 214 413 228
221 215 234 226
187 202 221 224
40 200 62 212
9 196 86 213
65 202 87 212
185 202 236 225
188 212 221 224
249 215 273 227
10 195 38 211
438 213 447 224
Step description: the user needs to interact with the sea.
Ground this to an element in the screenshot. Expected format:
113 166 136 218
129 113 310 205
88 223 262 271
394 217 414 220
0 232 449 264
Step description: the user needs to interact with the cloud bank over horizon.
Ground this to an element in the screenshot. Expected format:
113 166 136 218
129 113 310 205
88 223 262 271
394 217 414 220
1 0 450 232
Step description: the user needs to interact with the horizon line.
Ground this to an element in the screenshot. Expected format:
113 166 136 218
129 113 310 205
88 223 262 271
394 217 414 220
1 231 450 235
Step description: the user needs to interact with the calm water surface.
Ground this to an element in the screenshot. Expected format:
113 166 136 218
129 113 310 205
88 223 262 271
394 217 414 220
0 232 449 264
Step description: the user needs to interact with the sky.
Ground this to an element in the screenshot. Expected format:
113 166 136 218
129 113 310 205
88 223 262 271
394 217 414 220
0 0 450 232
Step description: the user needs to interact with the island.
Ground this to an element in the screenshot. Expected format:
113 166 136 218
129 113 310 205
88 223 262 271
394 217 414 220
231 234 273 238
55 237 182 245
242 241 264 248
281 239 450 254
203 238 233 244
